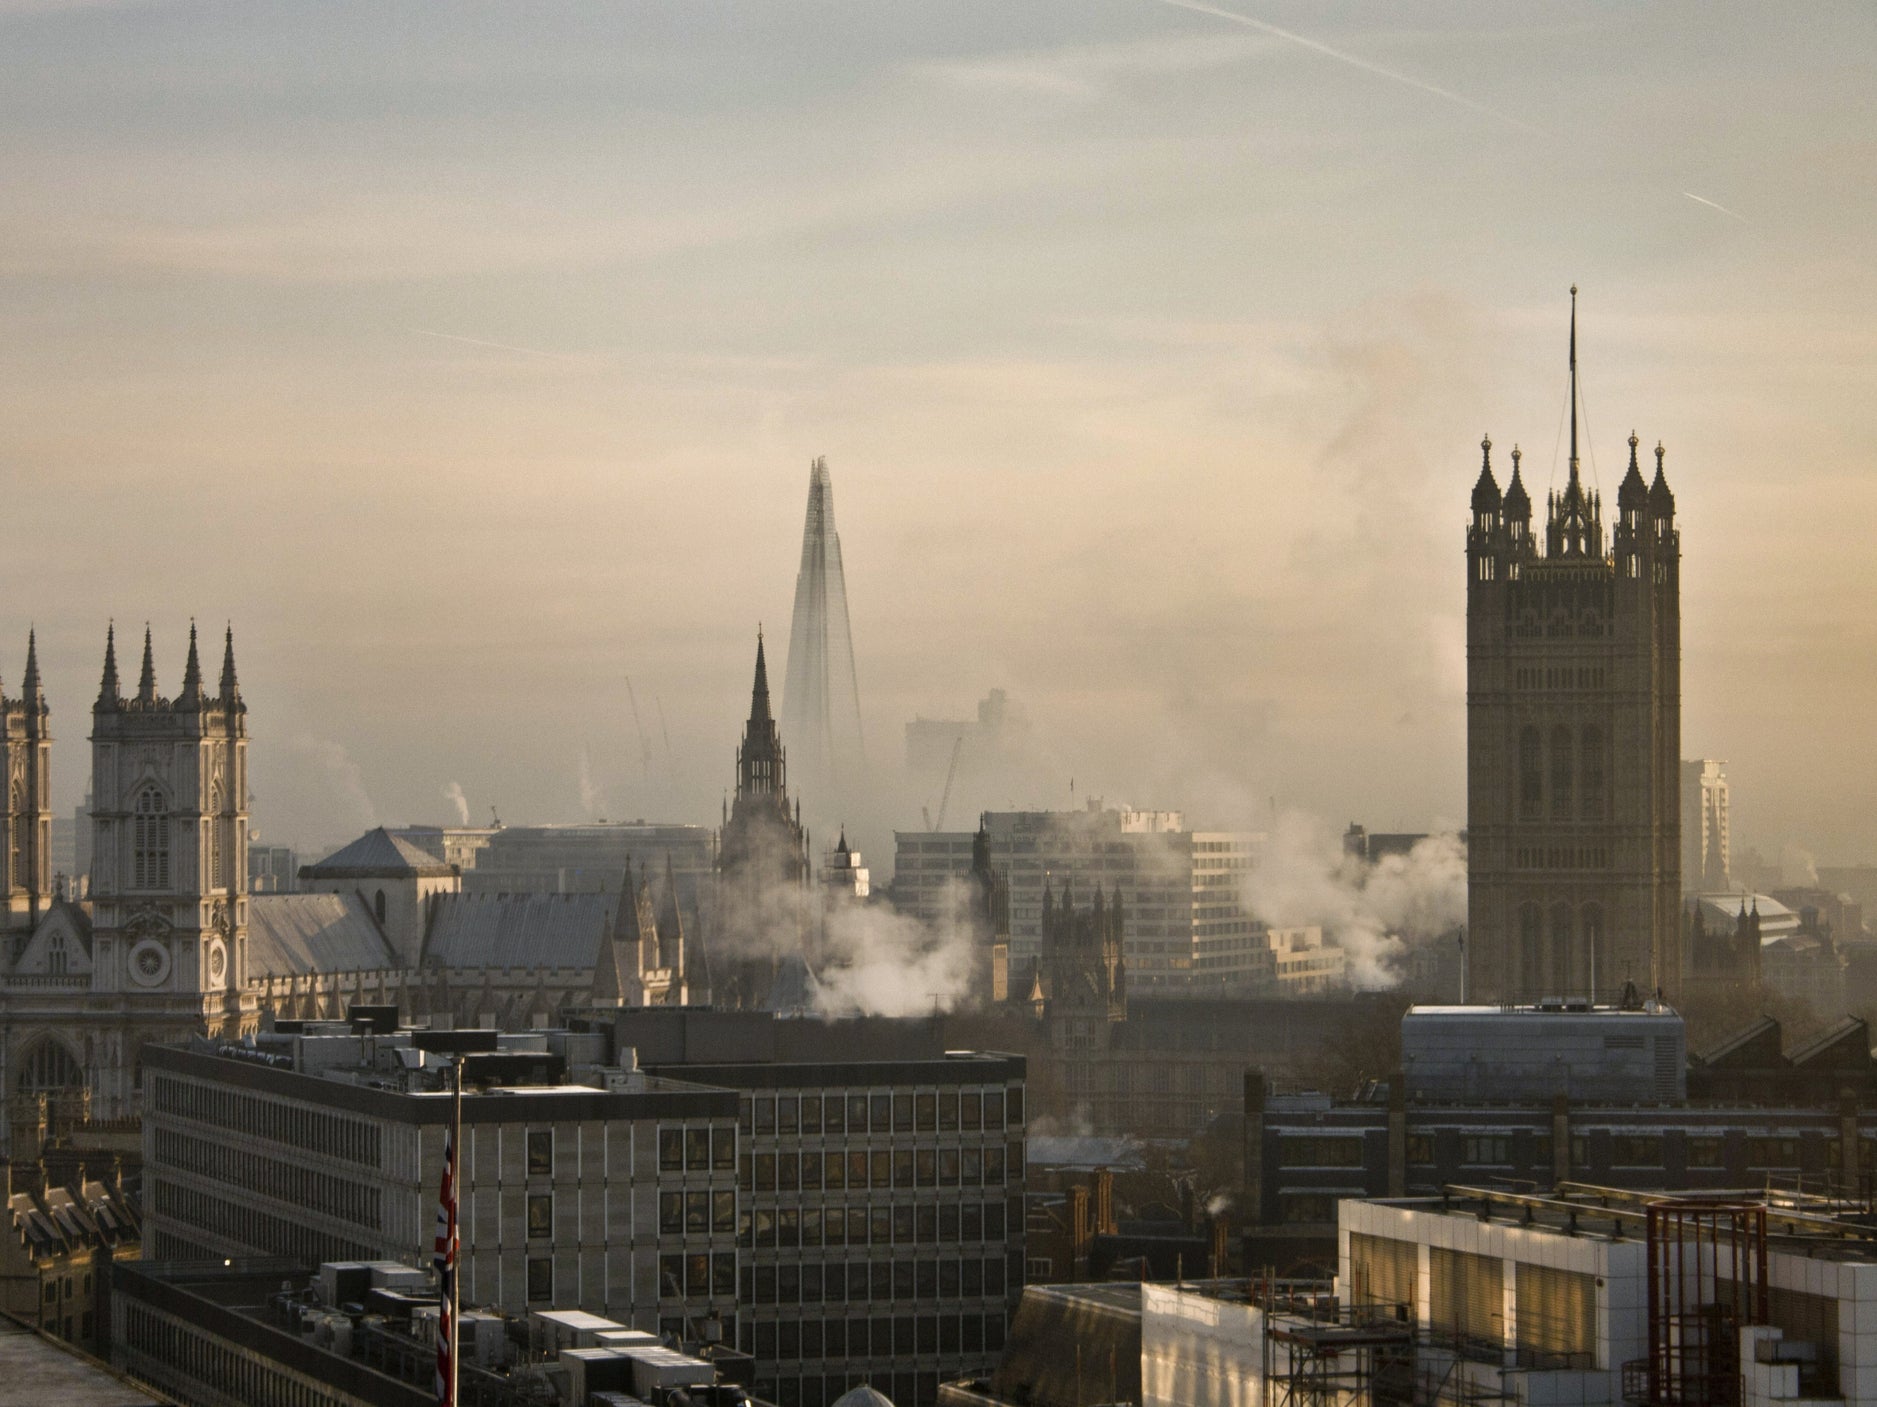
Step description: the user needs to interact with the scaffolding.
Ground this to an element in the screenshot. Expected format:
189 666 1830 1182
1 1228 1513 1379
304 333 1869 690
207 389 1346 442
1633 1199 1767 1407
1260 1282 1415 1407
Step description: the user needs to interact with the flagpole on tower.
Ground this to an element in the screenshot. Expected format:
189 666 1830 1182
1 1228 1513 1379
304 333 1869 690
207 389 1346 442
450 1058 462 1407
436 1057 462 1407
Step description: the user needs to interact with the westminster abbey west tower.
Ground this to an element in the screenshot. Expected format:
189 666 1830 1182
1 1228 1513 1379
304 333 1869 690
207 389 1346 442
1466 291 1682 1003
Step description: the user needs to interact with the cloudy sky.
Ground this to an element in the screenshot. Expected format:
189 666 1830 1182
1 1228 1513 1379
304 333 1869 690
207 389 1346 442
1 1 1872 866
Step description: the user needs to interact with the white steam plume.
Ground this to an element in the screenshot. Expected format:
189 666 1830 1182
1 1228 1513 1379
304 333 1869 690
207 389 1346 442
578 749 604 819
290 734 376 834
814 878 981 1018
442 781 470 826
1240 811 1465 988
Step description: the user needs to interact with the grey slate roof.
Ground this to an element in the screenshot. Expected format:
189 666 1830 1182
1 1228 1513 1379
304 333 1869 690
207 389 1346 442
302 826 457 879
422 893 614 970
249 893 398 976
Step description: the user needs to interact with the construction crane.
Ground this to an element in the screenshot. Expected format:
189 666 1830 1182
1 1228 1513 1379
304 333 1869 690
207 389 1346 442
923 735 965 832
624 676 654 779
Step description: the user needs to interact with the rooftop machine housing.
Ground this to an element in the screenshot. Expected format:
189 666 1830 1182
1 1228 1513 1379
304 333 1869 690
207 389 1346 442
1401 999 1686 1104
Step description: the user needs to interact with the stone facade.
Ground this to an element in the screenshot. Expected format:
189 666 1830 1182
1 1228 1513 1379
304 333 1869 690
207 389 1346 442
0 624 258 1162
1465 295 1683 1003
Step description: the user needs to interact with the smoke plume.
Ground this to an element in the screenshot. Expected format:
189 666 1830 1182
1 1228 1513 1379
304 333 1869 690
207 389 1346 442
1240 810 1465 988
442 780 470 826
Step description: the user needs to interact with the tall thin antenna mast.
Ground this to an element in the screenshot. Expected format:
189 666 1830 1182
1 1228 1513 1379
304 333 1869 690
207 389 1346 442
1569 284 1579 474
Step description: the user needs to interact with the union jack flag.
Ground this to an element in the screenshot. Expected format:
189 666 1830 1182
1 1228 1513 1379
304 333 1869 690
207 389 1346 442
434 1126 457 1406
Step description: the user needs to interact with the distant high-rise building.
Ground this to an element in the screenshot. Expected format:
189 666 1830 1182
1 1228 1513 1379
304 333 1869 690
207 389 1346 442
1681 759 1730 892
781 457 865 812
1466 291 1682 1003
894 804 1268 996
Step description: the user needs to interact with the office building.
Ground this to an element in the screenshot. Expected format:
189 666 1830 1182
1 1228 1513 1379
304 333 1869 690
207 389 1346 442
1682 758 1731 892
141 1022 740 1339
572 1007 1028 1407
1243 1001 1877 1271
894 806 1266 996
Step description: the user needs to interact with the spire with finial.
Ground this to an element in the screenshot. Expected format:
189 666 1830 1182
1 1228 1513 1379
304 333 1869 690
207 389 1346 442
136 625 158 707
1471 433 1501 515
96 622 122 710
21 629 44 712
733 629 788 804
750 629 772 723
1618 429 1648 511
178 620 205 709
1504 444 1530 528
218 623 243 710
1649 441 1675 516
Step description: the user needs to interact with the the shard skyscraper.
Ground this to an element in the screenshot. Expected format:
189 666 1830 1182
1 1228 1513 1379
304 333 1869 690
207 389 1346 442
781 457 866 808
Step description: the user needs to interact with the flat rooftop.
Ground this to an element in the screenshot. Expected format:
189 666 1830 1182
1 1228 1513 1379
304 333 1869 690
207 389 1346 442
0 1314 167 1406
1368 1184 1877 1261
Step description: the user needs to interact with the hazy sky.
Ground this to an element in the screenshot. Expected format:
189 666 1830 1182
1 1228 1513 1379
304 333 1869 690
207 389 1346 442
2 1 1873 866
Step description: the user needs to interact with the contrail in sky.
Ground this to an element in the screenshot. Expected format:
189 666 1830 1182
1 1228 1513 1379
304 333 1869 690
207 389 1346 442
1152 0 1548 138
1681 191 1748 222
410 328 586 362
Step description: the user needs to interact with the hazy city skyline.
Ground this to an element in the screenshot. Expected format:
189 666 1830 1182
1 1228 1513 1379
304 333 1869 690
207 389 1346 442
3 2 1873 863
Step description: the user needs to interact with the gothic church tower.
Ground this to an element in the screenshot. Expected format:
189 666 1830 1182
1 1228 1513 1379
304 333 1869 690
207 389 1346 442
1466 291 1682 1002
0 633 53 943
86 624 253 1114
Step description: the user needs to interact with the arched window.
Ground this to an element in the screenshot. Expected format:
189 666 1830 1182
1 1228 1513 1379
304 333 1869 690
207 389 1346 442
133 787 170 890
17 1039 83 1096
374 890 387 926
1580 726 1604 821
46 932 66 975
1519 728 1542 819
1550 726 1574 819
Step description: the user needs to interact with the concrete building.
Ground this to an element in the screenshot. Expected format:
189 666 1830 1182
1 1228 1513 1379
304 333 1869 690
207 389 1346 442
1244 1002 1877 1274
246 840 298 894
386 824 497 874
141 1023 740 1339
1341 1186 1877 1407
894 806 1267 996
459 823 713 909
1682 758 1731 892
571 1006 1028 1407
1466 294 1683 1003
1266 925 1346 994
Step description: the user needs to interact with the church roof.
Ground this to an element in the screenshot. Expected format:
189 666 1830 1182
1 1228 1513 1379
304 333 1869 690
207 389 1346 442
249 893 398 976
422 893 616 969
303 826 458 879
831 1387 894 1407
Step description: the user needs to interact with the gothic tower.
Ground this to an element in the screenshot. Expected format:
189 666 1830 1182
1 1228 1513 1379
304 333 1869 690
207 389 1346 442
1466 291 1682 1003
713 634 810 1008
86 623 253 1114
0 632 53 943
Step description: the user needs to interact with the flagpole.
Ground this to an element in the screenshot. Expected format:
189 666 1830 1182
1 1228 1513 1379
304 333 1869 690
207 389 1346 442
451 1056 462 1407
